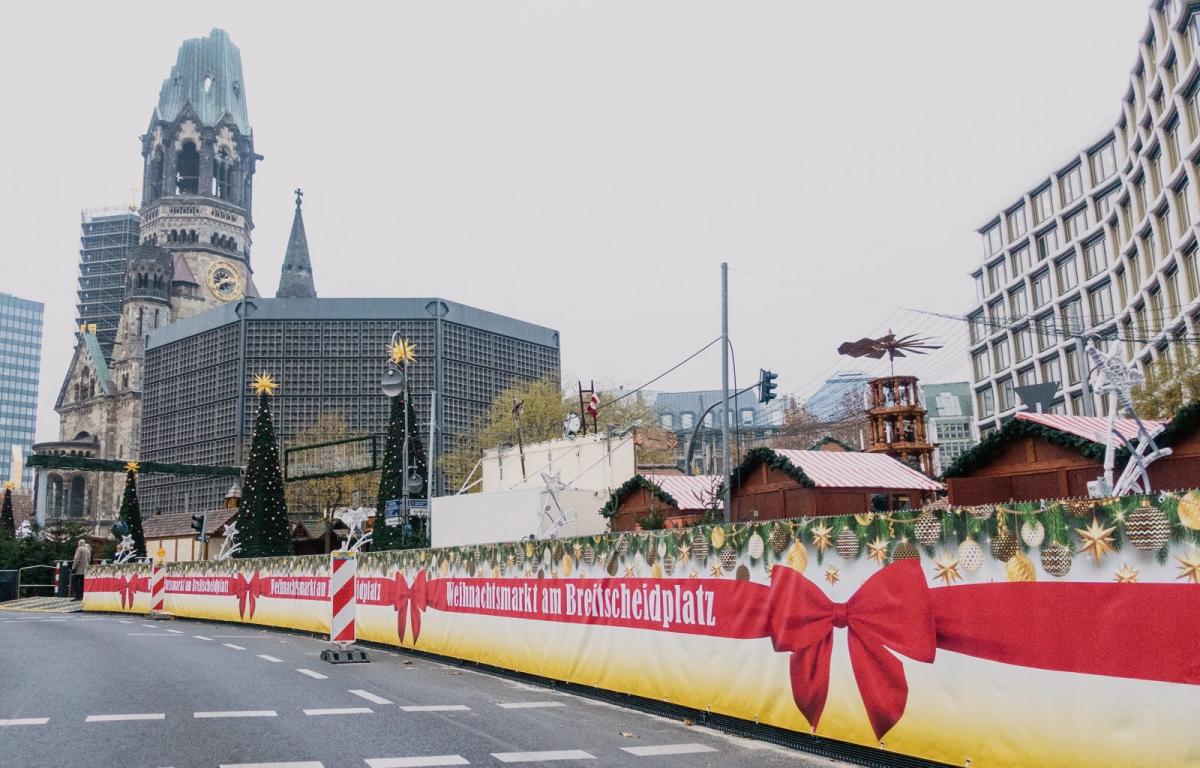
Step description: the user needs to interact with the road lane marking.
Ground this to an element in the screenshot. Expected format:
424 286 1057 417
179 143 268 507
213 635 267 639
117 620 132 624
220 763 325 768
621 744 719 756
164 629 184 634
194 635 213 641
223 644 247 650
257 655 283 662
365 757 469 767
195 711 277 718
303 707 373 715
0 718 50 726
86 713 165 722
39 619 67 622
349 690 393 705
491 751 594 763
399 705 470 712
496 702 565 709
296 668 328 679
126 633 180 636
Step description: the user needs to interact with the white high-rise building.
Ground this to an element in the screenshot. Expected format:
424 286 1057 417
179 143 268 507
969 0 1200 437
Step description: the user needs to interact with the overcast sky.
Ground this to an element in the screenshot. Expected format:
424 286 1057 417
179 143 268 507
0 0 1153 442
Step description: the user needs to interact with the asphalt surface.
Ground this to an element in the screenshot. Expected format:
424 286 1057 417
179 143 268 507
0 609 846 768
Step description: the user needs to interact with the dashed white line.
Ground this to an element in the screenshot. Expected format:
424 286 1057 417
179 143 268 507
126 633 181 636
303 707 373 716
257 654 283 662
0 718 49 726
117 620 132 624
194 711 277 719
39 619 67 622
164 629 184 634
365 757 469 767
220 763 325 768
296 668 329 679
399 705 470 712
492 751 594 763
194 635 213 641
349 690 393 705
496 702 565 709
86 713 165 722
223 643 247 650
621 744 719 756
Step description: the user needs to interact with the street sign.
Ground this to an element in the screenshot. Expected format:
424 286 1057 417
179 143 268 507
408 499 428 509
384 499 401 527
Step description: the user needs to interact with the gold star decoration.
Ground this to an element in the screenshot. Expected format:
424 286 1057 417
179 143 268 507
2 481 11 491
810 523 833 554
1176 548 1200 585
824 565 840 585
388 339 417 365
866 537 890 566
624 565 636 578
124 461 140 474
252 371 278 396
1075 517 1118 566
709 563 723 579
1113 564 1139 584
677 544 691 564
572 543 583 559
688 569 699 579
932 551 961 586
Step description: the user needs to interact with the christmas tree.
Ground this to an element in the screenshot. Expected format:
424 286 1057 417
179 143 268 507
118 465 147 557
373 389 430 551
237 373 294 558
1 485 14 536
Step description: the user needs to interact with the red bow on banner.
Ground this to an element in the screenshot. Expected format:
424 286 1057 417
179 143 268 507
232 572 263 619
764 561 936 741
393 571 428 643
120 574 147 610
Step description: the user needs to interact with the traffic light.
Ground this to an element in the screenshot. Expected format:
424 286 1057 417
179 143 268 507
758 369 778 404
191 513 207 542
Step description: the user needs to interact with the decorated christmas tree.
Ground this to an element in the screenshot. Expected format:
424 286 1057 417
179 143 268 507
237 373 294 558
1 484 14 536
118 464 147 557
374 340 430 551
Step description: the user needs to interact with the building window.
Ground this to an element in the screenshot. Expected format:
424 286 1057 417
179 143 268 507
681 412 694 430
1187 79 1200 139
1070 392 1085 415
1184 245 1200 299
1065 209 1090 241
1129 249 1143 290
661 414 673 429
1119 200 1132 243
1123 318 1136 360
1083 236 1108 278
1018 367 1037 387
1089 282 1114 324
997 377 1016 412
1134 302 1148 338
1033 270 1052 308
741 409 754 426
1036 313 1056 351
1134 174 1148 220
1057 255 1079 293
1009 205 1028 240
1061 297 1085 336
1041 356 1062 387
1060 165 1084 205
1009 286 1028 319
983 224 1002 256
1090 142 1117 183
1038 227 1060 260
987 259 1008 293
988 298 1008 326
1177 179 1192 233
976 387 995 418
1014 326 1032 362
1144 228 1160 267
1148 150 1163 198
969 311 986 344
1166 119 1181 171
1096 187 1118 219
974 272 986 303
1010 245 1033 276
993 337 1011 372
1115 267 1128 307
972 349 991 382
1166 268 1182 316
1150 288 1165 333
1033 186 1054 225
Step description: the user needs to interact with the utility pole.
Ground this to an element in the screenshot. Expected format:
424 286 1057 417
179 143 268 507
721 263 731 523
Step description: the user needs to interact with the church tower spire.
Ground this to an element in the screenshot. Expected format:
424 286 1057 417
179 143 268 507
275 189 317 299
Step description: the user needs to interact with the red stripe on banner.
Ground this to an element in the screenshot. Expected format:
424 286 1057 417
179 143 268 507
162 575 329 600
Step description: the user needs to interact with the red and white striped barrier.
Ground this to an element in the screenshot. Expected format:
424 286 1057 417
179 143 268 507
330 552 356 645
54 562 62 596
150 564 165 613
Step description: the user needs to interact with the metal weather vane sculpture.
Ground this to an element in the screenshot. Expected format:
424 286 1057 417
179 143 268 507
1085 344 1171 496
837 330 942 376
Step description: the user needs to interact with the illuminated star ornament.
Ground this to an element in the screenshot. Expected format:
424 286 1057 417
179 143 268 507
810 523 833 554
1176 548 1200 584
866 537 890 566
1113 564 1139 584
824 565 840 585
709 563 723 579
1076 517 1118 565
932 551 961 586
389 339 417 365
252 371 278 397
124 461 140 473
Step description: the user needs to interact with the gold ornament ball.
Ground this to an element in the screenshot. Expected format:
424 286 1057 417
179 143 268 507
1041 543 1073 577
735 564 750 581
651 561 662 579
958 538 984 573
914 510 941 546
1005 552 1036 582
1126 502 1171 552
1177 491 1200 531
711 527 727 550
892 540 921 562
561 554 574 577
786 540 809 573
1064 499 1092 520
990 531 1019 562
1021 520 1045 548
836 527 860 559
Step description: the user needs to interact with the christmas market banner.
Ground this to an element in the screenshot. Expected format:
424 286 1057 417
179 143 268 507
83 562 153 613
160 555 331 634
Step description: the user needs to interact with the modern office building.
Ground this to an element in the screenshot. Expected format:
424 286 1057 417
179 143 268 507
920 382 975 476
653 389 785 472
968 1 1200 436
804 371 872 421
139 297 559 514
0 294 43 487
77 208 141 361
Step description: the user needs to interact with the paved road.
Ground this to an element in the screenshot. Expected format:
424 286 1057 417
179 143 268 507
0 610 846 768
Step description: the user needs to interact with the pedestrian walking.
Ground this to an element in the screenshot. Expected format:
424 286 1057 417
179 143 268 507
71 538 91 601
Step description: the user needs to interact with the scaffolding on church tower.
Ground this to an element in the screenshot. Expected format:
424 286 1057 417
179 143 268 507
78 206 141 362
